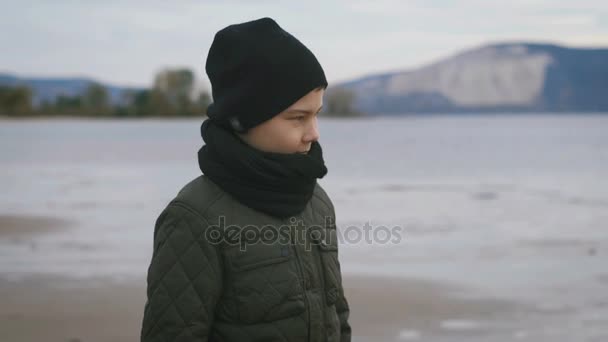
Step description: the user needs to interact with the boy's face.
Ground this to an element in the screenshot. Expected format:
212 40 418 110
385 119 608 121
237 87 324 154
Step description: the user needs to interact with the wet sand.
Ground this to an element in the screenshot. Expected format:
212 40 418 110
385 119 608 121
4 214 605 341
0 215 524 341
343 275 525 341
0 215 73 239
0 214 577 341
0 272 526 342
0 275 145 342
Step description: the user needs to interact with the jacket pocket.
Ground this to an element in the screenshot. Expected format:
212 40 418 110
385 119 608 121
318 240 341 306
226 243 305 323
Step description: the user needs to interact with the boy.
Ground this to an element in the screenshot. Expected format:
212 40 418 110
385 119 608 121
141 17 351 342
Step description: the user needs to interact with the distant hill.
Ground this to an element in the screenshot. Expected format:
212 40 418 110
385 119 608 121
336 43 608 114
4 42 607 114
0 73 144 106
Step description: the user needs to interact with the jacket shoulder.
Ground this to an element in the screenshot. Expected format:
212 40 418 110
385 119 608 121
312 181 335 217
169 175 226 220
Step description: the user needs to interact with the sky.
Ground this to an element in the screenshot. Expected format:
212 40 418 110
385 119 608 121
2 0 607 89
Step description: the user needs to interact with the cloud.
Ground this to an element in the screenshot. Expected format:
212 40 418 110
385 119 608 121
1 0 606 87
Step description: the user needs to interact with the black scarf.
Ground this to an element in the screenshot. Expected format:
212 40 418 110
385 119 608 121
197 119 328 218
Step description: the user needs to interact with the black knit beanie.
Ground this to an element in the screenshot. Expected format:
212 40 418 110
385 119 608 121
205 17 328 132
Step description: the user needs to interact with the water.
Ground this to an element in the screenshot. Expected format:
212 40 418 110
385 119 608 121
1 114 608 341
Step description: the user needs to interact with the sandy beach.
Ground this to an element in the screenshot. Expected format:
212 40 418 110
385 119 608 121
0 215 73 239
0 214 527 342
0 272 531 342
1 212 607 341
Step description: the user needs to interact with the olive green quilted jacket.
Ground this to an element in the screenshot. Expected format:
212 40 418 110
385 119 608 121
141 175 351 342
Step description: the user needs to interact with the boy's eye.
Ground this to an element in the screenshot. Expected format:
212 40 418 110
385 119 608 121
291 116 305 121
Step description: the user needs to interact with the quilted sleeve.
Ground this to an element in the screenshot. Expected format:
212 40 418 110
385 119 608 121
141 202 223 342
336 247 352 342
329 205 352 342
332 204 352 342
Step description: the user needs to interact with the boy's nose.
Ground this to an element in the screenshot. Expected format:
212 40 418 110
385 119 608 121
303 118 320 143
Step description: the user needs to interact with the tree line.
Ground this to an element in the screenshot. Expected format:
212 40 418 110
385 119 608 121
0 68 360 117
